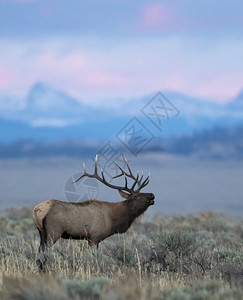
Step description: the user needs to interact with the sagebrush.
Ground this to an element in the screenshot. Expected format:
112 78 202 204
0 207 242 299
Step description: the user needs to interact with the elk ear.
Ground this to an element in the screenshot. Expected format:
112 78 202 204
119 190 130 199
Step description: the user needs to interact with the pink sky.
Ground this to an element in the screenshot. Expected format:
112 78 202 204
0 1 242 104
0 35 242 104
142 3 184 31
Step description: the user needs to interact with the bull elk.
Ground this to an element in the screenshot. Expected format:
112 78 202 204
33 155 155 270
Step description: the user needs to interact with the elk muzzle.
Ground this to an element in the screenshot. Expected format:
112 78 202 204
149 193 155 205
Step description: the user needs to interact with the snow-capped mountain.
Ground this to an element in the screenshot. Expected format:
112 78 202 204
229 89 243 109
0 82 242 144
9 83 106 127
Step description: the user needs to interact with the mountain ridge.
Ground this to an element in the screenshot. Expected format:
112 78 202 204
0 82 242 144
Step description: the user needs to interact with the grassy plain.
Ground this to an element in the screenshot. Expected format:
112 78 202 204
0 207 242 299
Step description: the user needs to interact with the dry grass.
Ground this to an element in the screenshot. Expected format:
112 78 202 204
0 207 242 299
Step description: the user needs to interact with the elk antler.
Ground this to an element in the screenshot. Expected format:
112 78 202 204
73 155 150 194
112 157 150 192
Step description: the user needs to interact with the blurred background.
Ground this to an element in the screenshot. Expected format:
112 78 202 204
0 0 242 217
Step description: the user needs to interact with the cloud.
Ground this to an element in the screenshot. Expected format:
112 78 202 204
13 0 37 3
0 36 242 104
1 1 242 40
84 74 128 87
37 52 87 76
142 3 180 31
137 1 243 37
30 118 74 128
0 67 14 90
192 73 243 101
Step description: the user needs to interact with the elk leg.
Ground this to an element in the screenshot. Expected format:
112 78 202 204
88 240 98 247
37 233 62 272
45 231 62 247
36 254 46 272
36 229 47 271
36 222 62 271
88 240 102 271
42 215 63 247
38 228 46 252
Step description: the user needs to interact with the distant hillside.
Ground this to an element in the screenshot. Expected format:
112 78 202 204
229 89 243 109
0 82 243 144
0 82 243 159
163 125 243 159
1 125 242 159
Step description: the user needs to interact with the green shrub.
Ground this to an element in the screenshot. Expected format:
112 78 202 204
64 278 109 300
108 244 136 267
162 280 222 300
0 275 68 300
155 231 197 257
0 207 242 299
211 263 243 287
153 231 198 273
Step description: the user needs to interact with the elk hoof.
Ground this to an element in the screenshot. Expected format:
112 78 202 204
36 256 47 272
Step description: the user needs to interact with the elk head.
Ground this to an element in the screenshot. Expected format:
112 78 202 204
74 155 155 215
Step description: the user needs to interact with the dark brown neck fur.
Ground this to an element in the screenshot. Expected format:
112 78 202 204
109 200 146 234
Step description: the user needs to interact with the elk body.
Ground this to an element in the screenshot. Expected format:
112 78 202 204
33 156 155 269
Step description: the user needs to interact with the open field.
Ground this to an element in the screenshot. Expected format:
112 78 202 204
0 207 242 299
0 154 242 298
0 154 243 217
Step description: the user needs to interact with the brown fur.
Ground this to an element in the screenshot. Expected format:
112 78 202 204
33 193 155 251
33 156 154 270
